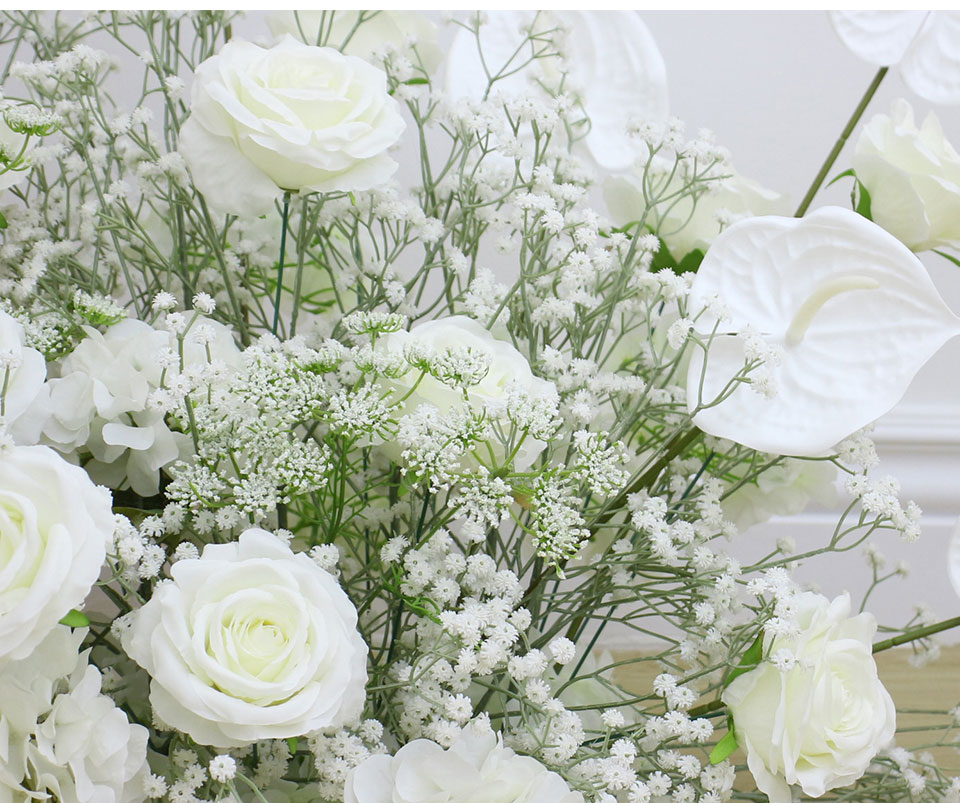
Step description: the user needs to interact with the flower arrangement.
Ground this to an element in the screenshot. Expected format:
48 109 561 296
0 9 958 803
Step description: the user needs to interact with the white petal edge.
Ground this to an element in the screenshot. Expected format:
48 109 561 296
686 206 960 455
178 115 280 218
829 10 928 66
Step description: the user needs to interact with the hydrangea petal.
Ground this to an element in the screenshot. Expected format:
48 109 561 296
563 11 668 171
686 206 960 455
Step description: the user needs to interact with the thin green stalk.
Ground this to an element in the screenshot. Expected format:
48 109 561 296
794 66 887 217
272 191 292 337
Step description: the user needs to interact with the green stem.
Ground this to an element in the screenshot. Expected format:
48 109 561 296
794 66 887 218
272 191 292 337
872 615 960 654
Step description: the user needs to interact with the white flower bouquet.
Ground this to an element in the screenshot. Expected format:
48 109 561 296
0 9 958 803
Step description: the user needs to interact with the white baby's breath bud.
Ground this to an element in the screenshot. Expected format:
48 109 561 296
548 636 576 665
209 754 237 782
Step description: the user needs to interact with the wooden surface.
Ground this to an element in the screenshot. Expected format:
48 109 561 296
614 645 960 776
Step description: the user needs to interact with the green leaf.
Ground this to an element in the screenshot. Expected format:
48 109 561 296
854 179 872 220
287 736 298 755
709 727 739 764
825 168 856 189
676 248 705 274
725 630 764 687
59 609 90 628
650 238 677 272
404 77 429 86
0 211 7 229
934 249 960 269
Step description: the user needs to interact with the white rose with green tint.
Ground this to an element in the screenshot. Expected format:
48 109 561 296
179 35 405 218
723 593 895 803
854 99 960 251
121 528 368 747
0 445 112 662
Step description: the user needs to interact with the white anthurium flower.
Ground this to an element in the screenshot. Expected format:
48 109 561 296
723 592 896 803
344 718 584 803
267 10 443 76
686 206 960 455
604 163 789 258
445 10 667 171
179 36 406 218
830 11 960 105
853 98 960 251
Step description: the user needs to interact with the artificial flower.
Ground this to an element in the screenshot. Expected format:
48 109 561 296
686 206 960 455
267 10 442 75
179 36 406 218
0 308 47 444
445 11 667 171
604 163 788 258
0 445 112 662
723 592 896 803
121 528 368 747
343 718 584 803
380 315 558 470
43 316 240 497
853 98 960 251
830 11 960 105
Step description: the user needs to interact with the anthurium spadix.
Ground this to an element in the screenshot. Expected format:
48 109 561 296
686 206 960 456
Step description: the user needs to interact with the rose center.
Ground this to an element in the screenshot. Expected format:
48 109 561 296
784 275 881 346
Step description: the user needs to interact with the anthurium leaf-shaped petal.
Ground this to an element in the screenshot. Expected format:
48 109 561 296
444 11 534 101
829 11 928 66
900 12 960 105
445 12 667 172
686 206 960 455
562 11 668 171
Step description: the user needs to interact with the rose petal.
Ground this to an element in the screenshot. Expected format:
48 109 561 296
179 115 280 217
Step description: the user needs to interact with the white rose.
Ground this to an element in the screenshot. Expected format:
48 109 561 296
853 98 960 251
723 592 895 803
268 11 443 75
0 309 48 444
380 316 558 470
121 528 368 748
179 36 406 218
344 719 584 803
0 445 112 662
604 163 788 258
